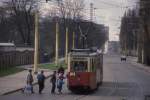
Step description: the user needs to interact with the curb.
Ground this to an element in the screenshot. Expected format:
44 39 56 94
128 56 150 73
2 75 51 96
131 61 150 73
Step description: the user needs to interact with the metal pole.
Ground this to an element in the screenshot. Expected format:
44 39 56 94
34 11 39 74
72 31 75 49
55 22 59 65
65 27 69 64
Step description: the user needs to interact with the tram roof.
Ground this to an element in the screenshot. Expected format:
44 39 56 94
69 49 101 57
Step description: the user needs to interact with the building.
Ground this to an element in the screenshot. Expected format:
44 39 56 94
108 41 120 54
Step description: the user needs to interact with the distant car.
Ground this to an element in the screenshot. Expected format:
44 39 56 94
121 55 126 61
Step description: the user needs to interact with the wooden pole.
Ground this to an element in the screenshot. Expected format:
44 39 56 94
72 31 75 49
55 22 59 65
34 11 39 74
65 27 69 64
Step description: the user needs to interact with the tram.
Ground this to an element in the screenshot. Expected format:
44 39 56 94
67 49 103 93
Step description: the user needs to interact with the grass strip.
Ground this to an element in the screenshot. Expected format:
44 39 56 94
0 67 24 77
39 63 67 70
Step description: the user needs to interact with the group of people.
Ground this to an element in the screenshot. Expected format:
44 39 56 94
50 67 65 94
25 66 65 94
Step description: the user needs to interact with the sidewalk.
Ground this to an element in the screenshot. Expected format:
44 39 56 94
0 68 52 95
128 56 150 73
0 58 64 95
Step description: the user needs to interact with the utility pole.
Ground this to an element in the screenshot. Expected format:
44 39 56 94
65 27 69 64
55 21 59 66
72 31 75 49
34 11 39 74
90 3 94 22
45 0 61 66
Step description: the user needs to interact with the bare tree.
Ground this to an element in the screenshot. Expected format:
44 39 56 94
0 7 15 42
4 0 36 45
120 0 150 65
71 0 85 20
55 0 85 25
140 0 150 65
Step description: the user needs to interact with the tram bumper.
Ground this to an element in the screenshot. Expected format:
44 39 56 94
67 72 90 89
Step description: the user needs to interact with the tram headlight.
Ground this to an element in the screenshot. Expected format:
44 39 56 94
70 72 76 76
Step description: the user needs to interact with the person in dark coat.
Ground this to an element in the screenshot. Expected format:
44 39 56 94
50 71 57 94
26 69 34 93
37 70 45 94
57 66 64 75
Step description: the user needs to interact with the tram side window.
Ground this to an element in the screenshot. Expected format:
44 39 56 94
71 61 87 72
91 59 96 72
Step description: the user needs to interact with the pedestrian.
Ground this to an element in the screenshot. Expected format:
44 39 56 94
37 70 46 94
26 69 34 93
50 71 57 94
57 73 65 94
57 66 64 75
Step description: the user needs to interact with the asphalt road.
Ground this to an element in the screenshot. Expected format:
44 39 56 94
1 54 150 100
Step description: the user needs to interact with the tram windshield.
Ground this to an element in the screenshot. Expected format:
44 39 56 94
71 61 88 72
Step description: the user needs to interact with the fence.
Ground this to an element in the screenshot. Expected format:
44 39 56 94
0 50 34 69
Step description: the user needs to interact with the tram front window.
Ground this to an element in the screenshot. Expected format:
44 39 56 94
71 61 87 72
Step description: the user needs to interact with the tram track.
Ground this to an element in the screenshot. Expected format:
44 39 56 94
105 63 119 97
51 93 88 100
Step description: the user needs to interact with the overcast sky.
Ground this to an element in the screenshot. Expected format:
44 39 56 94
84 0 137 41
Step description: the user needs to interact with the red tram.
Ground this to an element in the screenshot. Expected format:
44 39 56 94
67 49 103 92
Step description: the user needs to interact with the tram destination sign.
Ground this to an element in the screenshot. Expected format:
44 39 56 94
72 57 87 61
